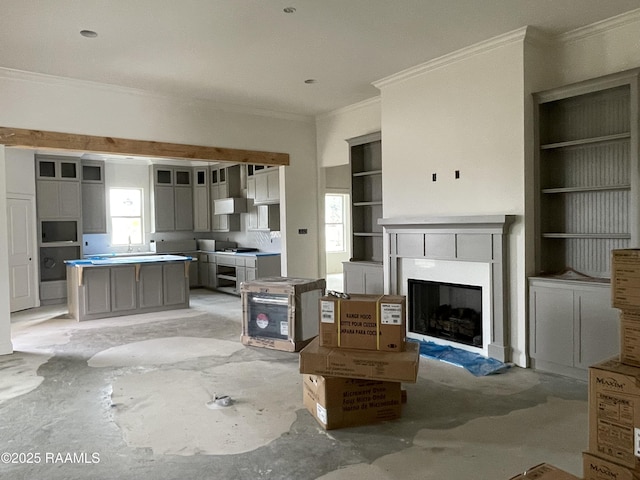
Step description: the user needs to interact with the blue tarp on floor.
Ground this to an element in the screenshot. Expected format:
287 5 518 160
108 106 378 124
416 340 511 376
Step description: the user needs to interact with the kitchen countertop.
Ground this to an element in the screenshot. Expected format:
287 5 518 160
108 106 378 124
199 250 280 257
67 254 192 266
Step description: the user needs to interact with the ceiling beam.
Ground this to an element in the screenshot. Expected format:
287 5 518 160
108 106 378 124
0 126 289 166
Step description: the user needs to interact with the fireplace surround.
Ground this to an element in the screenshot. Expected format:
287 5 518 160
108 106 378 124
379 215 515 362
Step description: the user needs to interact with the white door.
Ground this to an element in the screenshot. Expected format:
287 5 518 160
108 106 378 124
7 197 37 312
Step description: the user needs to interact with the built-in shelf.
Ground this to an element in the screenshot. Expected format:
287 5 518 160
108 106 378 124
353 201 383 207
352 170 382 177
540 132 630 150
542 233 630 239
541 184 630 194
217 274 236 282
353 232 383 237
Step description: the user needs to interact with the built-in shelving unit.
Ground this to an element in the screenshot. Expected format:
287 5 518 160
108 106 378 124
343 131 384 294
528 69 640 378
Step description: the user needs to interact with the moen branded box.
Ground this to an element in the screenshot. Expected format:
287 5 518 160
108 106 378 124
583 452 640 480
620 310 640 367
612 249 640 309
299 336 419 383
241 277 325 352
319 294 406 352
302 374 402 430
508 463 580 480
588 358 640 469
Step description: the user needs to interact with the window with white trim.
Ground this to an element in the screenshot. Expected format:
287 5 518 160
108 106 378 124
325 193 347 252
109 188 143 245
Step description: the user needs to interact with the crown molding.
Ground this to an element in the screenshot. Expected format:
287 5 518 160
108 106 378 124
0 67 313 123
373 26 529 89
315 96 380 122
557 8 640 43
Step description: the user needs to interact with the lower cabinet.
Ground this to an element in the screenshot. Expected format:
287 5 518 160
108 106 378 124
528 277 619 379
343 261 384 294
196 253 280 295
67 261 190 321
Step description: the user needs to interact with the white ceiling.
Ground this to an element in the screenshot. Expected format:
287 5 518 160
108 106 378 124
1 0 640 118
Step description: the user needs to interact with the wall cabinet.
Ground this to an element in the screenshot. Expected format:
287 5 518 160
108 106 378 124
193 167 210 232
248 203 280 231
36 178 81 219
253 168 280 204
529 278 619 379
81 160 106 234
210 164 242 232
151 165 193 232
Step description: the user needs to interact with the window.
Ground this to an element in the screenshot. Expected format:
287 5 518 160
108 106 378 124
110 188 143 245
325 194 347 252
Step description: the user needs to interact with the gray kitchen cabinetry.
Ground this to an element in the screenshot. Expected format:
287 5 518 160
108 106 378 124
253 167 280 205
66 259 190 321
210 164 242 232
138 264 164 309
193 167 210 232
529 69 639 377
36 155 82 304
151 165 193 232
529 277 619 379
110 266 137 312
248 203 280 231
81 160 107 234
200 253 280 296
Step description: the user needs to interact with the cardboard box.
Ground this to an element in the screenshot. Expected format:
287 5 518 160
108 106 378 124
299 336 419 383
588 358 640 469
319 294 406 352
302 374 402 430
620 310 640 367
583 452 640 480
612 250 640 309
240 277 325 352
508 463 580 480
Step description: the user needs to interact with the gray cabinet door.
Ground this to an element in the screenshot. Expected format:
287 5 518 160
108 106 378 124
529 285 574 368
575 291 620 369
110 266 137 312
83 267 111 315
343 261 383 294
82 183 106 233
207 263 217 288
254 169 279 204
163 262 187 306
154 185 175 231
138 264 164 308
59 182 81 218
174 187 193 231
193 185 210 232
37 181 80 219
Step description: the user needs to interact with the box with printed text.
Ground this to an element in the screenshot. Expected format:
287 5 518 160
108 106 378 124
319 294 406 352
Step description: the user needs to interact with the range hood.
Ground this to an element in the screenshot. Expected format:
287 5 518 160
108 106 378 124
214 198 247 215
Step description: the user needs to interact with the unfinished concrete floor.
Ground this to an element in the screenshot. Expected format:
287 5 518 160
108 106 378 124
1 289 588 480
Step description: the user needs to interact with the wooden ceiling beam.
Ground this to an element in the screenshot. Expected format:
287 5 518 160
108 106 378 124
0 126 289 166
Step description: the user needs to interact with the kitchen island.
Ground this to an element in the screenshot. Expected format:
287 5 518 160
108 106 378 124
66 254 191 321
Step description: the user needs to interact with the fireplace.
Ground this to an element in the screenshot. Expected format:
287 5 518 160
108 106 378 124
408 279 482 347
380 215 514 361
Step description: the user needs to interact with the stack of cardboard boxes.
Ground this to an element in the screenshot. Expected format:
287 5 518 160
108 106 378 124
582 249 640 480
299 293 420 430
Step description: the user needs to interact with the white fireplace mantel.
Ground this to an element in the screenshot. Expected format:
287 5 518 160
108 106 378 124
380 214 516 362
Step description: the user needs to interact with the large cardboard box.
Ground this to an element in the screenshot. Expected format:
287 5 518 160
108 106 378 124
612 250 640 310
302 374 402 430
240 277 325 352
319 294 406 352
620 310 640 367
588 358 640 469
508 463 580 480
299 336 419 383
583 451 640 480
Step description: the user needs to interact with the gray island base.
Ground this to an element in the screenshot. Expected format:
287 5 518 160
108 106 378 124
65 255 191 321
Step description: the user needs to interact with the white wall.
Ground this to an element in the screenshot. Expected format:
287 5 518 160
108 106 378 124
377 32 529 365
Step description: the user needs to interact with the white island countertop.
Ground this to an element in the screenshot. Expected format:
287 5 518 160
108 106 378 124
66 254 192 266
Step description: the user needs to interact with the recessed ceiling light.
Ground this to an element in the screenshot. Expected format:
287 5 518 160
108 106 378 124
80 30 98 38
283 7 296 13
304 79 317 84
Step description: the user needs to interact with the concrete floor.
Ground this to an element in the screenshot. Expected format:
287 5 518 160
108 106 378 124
1 289 588 480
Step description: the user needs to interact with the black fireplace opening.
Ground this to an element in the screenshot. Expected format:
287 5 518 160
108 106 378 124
408 278 483 347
